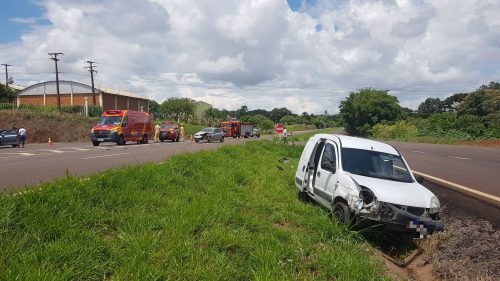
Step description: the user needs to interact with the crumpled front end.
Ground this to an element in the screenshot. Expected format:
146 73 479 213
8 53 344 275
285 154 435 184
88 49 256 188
344 176 443 237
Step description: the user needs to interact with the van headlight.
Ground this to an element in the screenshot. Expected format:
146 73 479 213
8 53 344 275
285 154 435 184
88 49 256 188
429 196 440 214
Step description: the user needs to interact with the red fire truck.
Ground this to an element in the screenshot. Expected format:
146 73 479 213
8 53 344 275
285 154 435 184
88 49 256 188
220 121 255 138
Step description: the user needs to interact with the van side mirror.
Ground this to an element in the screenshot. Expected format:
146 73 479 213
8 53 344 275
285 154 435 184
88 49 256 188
415 175 424 184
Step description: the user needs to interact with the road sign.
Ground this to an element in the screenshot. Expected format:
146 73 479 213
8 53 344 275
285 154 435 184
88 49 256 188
275 124 284 133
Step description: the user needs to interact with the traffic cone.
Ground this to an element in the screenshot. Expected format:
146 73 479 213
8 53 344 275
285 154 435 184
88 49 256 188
48 137 53 147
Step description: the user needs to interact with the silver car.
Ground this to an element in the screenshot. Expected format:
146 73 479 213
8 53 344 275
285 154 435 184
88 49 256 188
0 129 18 147
194 127 224 143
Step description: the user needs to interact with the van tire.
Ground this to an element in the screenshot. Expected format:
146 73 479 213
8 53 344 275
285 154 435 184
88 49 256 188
92 141 100 146
220 137 224 143
333 202 351 224
117 135 125 145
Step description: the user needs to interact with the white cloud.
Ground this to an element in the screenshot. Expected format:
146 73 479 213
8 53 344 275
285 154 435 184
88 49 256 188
1 0 499 114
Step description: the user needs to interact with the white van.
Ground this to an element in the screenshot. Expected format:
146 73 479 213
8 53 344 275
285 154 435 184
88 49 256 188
295 134 443 237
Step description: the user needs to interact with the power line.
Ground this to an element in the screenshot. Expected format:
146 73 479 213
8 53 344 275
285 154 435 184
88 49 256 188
48 52 63 113
84 60 98 105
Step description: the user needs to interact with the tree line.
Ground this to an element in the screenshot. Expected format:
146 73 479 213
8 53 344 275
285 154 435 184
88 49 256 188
339 82 500 140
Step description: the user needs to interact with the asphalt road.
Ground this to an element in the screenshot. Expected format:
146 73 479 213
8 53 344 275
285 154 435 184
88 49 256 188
0 137 258 192
2 136 499 202
387 141 500 197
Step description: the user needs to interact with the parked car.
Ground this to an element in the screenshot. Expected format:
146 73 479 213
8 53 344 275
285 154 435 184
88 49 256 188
253 128 261 137
160 122 180 142
194 127 224 143
0 129 18 147
295 134 443 237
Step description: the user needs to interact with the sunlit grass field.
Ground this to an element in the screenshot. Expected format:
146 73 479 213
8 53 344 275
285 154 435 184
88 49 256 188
0 141 387 280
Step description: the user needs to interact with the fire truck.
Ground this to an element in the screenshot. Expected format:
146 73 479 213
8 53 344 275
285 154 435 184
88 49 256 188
220 121 255 138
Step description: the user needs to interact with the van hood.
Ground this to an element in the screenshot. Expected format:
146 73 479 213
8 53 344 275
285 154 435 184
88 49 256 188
347 173 435 208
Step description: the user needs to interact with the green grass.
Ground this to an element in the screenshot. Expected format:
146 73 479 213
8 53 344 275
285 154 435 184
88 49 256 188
373 135 463 145
0 141 387 280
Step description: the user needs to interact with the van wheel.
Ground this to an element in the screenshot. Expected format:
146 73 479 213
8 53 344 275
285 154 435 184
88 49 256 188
220 137 224 143
333 202 351 224
92 141 100 146
117 135 125 145
298 191 311 202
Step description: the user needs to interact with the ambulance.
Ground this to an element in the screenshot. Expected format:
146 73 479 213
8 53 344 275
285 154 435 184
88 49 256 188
90 110 153 146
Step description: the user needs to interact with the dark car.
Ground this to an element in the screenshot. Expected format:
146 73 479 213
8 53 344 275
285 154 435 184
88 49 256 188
160 122 180 142
0 129 18 147
194 127 224 143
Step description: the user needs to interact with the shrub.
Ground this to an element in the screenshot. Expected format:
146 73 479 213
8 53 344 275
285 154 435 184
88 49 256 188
372 121 417 139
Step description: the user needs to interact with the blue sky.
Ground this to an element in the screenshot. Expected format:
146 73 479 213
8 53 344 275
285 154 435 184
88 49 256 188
0 0 49 43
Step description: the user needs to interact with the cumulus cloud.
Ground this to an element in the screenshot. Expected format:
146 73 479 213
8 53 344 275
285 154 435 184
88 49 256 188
0 0 499 114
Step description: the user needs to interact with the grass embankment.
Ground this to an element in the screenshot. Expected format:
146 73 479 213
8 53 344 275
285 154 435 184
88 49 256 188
0 110 97 143
0 141 387 280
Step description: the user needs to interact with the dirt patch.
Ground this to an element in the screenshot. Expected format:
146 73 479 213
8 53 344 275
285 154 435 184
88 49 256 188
417 213 500 281
380 207 500 281
460 139 500 147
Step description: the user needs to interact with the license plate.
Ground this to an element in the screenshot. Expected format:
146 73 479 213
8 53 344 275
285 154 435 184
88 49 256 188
98 138 104 142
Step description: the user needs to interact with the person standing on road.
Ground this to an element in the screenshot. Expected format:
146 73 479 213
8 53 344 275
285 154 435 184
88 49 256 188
154 123 161 143
282 126 288 143
17 125 27 148
180 125 185 141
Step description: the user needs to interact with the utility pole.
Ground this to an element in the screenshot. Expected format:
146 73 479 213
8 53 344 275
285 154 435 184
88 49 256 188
1 63 10 101
49 52 63 113
84 60 97 105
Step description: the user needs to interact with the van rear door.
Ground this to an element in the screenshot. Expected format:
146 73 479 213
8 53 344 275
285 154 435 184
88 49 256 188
295 137 318 191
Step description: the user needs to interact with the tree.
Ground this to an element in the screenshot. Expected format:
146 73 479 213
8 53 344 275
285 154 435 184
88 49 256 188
417 98 443 116
339 88 403 136
442 93 468 112
159 97 196 121
236 105 248 118
280 115 298 125
458 90 499 117
149 100 160 117
269 107 292 122
0 84 17 103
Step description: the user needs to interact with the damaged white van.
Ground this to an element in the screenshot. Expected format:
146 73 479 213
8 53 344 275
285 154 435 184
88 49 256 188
295 134 443 236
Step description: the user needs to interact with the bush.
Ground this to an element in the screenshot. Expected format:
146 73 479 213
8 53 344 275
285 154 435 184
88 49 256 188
0 103 15 110
372 121 417 139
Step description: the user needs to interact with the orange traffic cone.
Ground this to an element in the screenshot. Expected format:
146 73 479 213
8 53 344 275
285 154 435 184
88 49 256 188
48 137 53 147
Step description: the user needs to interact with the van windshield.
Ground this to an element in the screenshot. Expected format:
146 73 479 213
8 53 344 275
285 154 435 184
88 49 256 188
341 148 413 183
97 116 122 126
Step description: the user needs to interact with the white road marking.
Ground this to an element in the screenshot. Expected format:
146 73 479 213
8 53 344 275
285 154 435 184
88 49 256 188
447 156 470 160
37 149 65 154
81 152 129 160
413 170 500 204
17 152 36 156
413 150 425 154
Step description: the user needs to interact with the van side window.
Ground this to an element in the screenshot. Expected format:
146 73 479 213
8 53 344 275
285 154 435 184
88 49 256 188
122 117 128 127
321 143 336 173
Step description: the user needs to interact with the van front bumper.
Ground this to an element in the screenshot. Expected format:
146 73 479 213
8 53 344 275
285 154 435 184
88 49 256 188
90 131 118 143
358 202 443 237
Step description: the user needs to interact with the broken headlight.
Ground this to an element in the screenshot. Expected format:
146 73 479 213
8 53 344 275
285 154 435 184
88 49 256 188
429 196 440 214
359 189 375 206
